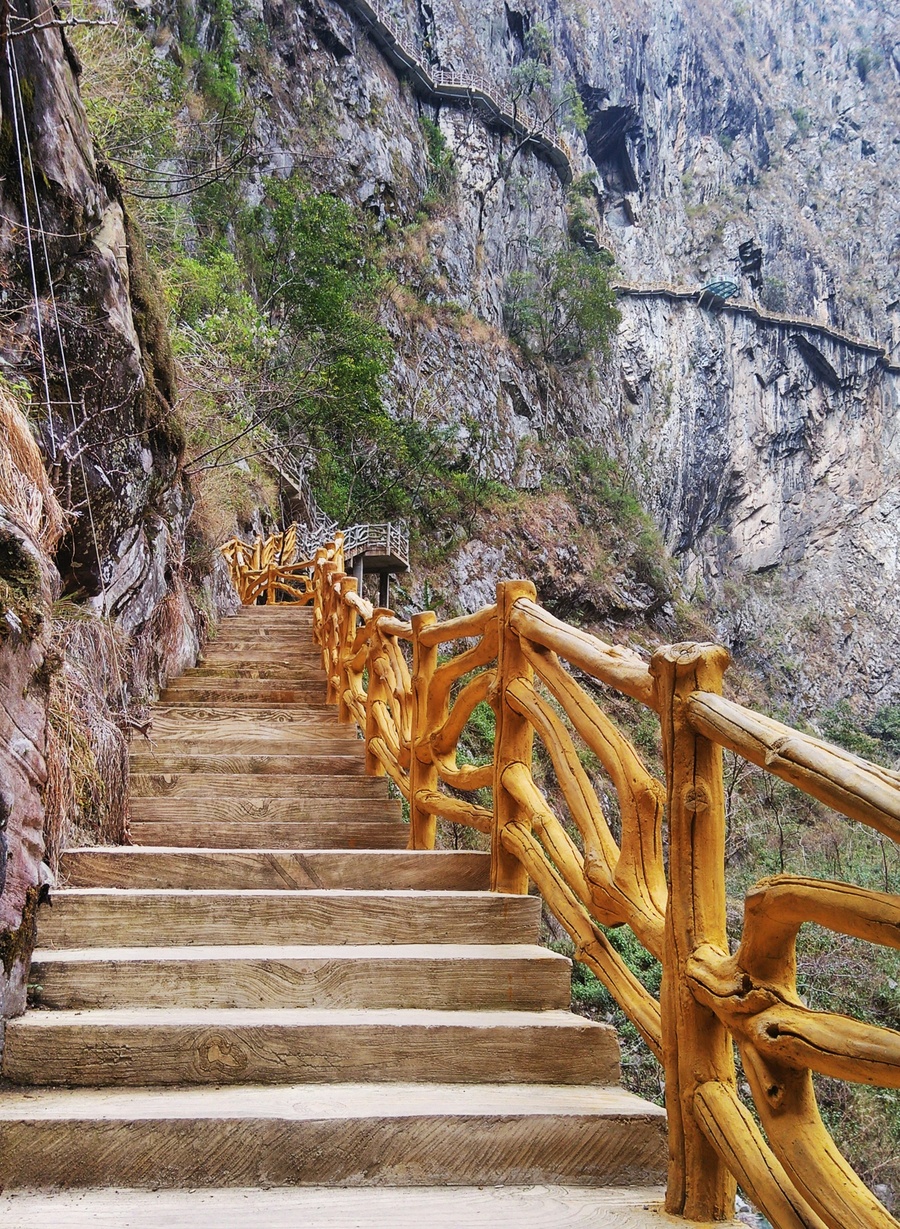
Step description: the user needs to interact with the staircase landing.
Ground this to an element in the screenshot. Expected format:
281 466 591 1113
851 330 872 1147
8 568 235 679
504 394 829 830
0 606 671 1219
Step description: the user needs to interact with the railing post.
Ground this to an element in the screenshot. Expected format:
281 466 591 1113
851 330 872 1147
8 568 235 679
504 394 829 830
312 547 328 646
651 642 737 1222
321 560 339 702
364 610 392 778
491 579 536 895
336 576 358 724
409 610 438 850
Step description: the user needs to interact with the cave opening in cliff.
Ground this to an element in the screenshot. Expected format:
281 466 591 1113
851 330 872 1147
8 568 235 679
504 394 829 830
578 94 641 195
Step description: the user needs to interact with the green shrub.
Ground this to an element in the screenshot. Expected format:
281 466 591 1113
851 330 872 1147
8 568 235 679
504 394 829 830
503 242 620 363
792 106 812 136
821 700 888 765
854 47 882 82
196 0 241 110
419 116 456 209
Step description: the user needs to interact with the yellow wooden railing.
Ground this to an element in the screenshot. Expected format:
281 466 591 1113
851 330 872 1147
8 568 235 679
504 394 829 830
228 529 900 1229
220 526 315 605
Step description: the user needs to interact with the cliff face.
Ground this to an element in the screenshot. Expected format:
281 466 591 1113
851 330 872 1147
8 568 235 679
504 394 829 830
0 3 226 1023
0 0 186 624
224 0 899 707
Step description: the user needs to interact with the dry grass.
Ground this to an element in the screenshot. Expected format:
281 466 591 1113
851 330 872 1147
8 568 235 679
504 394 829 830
0 386 66 552
43 609 131 868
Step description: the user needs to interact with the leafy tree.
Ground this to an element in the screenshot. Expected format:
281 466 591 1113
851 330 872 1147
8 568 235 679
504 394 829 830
503 241 621 363
243 177 393 449
509 23 587 135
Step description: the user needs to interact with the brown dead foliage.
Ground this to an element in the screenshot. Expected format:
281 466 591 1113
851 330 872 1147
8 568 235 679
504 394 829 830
0 386 66 553
43 610 131 868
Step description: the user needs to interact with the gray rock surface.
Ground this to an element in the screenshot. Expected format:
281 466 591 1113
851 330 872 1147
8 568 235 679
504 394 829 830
227 0 899 708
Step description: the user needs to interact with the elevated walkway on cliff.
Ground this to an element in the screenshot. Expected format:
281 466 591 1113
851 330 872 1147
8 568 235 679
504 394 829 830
0 604 670 1222
614 280 900 373
334 0 574 184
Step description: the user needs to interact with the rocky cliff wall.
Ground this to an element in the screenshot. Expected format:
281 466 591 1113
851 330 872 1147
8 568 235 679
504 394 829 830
0 2 235 1028
222 0 899 708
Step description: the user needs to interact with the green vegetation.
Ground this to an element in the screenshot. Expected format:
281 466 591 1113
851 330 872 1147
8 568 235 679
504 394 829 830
419 116 456 211
792 106 812 137
821 699 900 767
196 0 241 111
0 528 45 642
761 274 788 312
504 242 620 363
854 46 882 82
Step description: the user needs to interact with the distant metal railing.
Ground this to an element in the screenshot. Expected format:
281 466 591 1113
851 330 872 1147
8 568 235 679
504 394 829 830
336 0 575 184
221 521 409 605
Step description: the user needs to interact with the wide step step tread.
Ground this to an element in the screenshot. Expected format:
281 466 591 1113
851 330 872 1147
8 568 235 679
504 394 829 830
127 822 409 848
128 773 389 799
128 753 370 774
0 1084 664 1190
60 848 491 890
3 1008 620 1087
29 943 571 1010
128 798 403 821
0 1186 675 1226
37 888 541 947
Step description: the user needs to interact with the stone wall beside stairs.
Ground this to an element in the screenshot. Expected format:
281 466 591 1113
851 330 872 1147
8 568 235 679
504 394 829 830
0 515 60 1037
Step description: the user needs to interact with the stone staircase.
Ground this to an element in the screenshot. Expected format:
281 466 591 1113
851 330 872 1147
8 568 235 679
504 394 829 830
0 606 668 1222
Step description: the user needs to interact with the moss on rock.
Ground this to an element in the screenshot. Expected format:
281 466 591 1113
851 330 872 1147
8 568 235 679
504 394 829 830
0 528 45 643
0 884 42 978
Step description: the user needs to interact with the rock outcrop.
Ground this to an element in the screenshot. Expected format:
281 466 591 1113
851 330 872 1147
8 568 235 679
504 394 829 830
220 0 899 708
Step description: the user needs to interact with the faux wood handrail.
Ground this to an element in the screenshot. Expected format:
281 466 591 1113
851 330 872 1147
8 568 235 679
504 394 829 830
224 529 900 1229
687 691 900 841
510 597 656 705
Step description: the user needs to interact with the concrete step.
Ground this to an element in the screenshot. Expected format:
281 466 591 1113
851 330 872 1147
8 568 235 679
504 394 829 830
186 663 326 679
202 638 320 652
60 848 491 891
0 1187 678 1227
160 687 328 706
29 943 571 1010
156 702 333 714
2 1008 620 1087
128 798 402 824
145 735 358 755
128 752 369 775
197 652 324 667
221 611 313 622
0 1084 665 1190
127 821 408 848
166 674 327 690
129 773 388 799
147 711 357 750
35 888 541 948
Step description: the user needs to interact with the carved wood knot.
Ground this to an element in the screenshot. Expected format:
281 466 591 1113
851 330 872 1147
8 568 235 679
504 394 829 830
198 1033 249 1075
682 784 711 815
